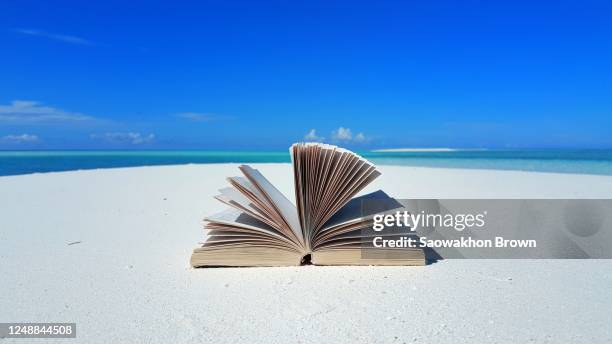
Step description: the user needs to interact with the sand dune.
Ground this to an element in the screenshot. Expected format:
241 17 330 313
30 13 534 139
1 164 611 343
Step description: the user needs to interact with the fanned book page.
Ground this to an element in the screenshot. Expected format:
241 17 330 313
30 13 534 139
190 143 425 267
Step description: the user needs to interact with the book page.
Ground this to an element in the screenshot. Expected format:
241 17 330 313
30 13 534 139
239 165 304 246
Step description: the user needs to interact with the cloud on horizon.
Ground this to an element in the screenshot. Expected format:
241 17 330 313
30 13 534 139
90 132 155 145
304 127 369 144
1 133 39 143
13 28 96 46
304 129 324 141
331 127 368 143
0 100 94 123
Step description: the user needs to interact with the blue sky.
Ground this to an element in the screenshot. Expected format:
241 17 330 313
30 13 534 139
1 0 611 150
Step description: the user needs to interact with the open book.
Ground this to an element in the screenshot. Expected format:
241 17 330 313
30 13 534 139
190 143 425 267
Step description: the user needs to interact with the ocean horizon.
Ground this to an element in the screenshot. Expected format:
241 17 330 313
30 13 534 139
2 149 612 177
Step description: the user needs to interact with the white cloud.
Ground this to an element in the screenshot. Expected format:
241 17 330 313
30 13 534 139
354 132 367 142
90 132 155 145
332 127 353 141
331 127 369 143
0 100 94 123
1 134 39 143
176 112 215 122
304 129 324 141
176 112 233 122
13 28 95 46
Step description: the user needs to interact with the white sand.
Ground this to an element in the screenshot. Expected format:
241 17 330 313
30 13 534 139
1 164 611 343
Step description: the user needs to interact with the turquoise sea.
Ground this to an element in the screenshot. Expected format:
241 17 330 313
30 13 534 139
1 149 612 177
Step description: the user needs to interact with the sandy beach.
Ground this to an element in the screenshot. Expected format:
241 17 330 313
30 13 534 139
1 163 611 343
